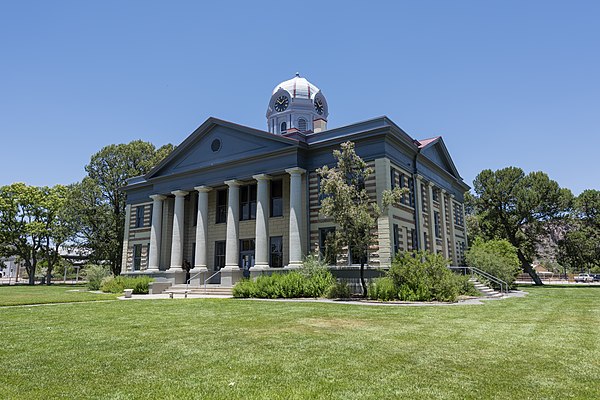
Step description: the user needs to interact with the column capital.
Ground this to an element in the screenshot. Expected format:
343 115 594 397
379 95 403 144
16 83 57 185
224 179 242 187
285 167 306 175
252 174 271 181
427 181 435 188
171 190 189 197
450 194 456 199
194 185 212 193
150 194 167 201
416 174 425 181
441 189 447 195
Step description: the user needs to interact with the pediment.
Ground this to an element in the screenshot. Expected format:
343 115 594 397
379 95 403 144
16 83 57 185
420 139 461 179
147 118 298 179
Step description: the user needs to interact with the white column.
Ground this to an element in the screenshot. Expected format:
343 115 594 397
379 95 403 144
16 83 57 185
448 194 458 265
148 195 166 271
192 186 211 273
224 180 241 268
168 190 188 270
253 174 271 269
462 203 468 248
121 204 132 274
427 182 436 253
440 190 449 259
286 167 305 268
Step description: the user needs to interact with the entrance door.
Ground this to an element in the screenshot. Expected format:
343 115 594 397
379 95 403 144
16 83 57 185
239 239 255 278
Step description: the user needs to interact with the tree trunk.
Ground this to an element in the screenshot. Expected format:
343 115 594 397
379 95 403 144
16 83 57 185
360 259 367 298
517 249 543 285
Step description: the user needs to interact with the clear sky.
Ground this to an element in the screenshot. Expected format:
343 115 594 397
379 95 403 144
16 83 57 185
1 1 598 194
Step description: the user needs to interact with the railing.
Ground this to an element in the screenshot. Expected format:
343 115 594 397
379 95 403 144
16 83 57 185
203 269 222 293
185 270 206 293
449 266 509 294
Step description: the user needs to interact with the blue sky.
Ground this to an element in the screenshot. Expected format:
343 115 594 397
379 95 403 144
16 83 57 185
1 1 598 194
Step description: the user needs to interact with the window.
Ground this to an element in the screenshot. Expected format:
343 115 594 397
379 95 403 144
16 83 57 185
393 224 400 255
280 121 287 133
434 211 441 238
214 241 226 271
319 227 336 265
133 244 142 270
270 236 283 268
240 184 257 221
270 180 283 217
410 228 418 251
135 206 145 228
297 118 307 132
239 239 255 268
349 245 363 265
408 177 415 207
454 203 464 226
216 190 227 224
423 232 429 251
432 188 439 202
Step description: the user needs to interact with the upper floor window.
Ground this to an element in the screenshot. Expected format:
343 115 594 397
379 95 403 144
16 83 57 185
240 184 257 221
432 188 439 202
216 189 227 224
297 118 307 132
280 121 287 133
408 177 415 207
390 168 397 189
135 206 145 228
270 180 283 217
434 211 441 238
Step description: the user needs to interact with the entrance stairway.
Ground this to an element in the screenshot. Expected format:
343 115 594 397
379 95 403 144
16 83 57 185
165 284 233 297
469 277 504 298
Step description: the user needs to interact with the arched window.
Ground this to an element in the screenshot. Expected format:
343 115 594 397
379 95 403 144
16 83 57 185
280 122 287 133
297 118 307 132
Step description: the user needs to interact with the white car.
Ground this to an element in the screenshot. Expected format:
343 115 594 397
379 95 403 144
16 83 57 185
574 274 594 283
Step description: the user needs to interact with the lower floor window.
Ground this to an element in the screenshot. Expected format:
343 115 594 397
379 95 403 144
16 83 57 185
133 244 142 270
214 241 226 270
319 227 336 265
270 236 283 268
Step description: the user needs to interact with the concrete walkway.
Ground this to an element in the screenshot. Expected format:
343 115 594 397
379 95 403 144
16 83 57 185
116 289 528 306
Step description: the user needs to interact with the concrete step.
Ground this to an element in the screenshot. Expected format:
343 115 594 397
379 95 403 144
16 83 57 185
167 284 233 296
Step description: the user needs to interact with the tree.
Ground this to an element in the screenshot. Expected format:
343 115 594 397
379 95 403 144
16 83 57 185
557 189 600 273
0 183 76 285
465 238 521 289
76 140 174 275
469 167 572 285
317 141 403 297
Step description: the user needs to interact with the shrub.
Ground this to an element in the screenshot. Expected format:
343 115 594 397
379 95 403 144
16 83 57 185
84 264 110 290
368 277 397 301
100 276 154 294
232 257 336 299
325 281 351 299
370 251 465 302
465 238 521 289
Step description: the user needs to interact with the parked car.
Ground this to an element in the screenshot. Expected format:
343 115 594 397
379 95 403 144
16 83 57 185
592 274 600 282
574 274 594 283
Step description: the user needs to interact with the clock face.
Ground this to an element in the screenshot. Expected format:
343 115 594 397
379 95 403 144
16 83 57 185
314 98 324 115
274 95 289 112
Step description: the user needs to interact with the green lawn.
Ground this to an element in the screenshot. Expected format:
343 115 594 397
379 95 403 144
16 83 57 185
0 284 118 306
0 286 598 399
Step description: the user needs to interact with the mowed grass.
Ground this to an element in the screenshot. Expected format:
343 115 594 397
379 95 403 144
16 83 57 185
0 285 118 306
0 286 598 399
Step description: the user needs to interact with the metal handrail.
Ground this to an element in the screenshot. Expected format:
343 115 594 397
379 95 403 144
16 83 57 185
449 266 509 294
203 269 222 292
186 270 206 293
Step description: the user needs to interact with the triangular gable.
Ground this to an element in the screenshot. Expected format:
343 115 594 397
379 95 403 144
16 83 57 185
147 117 299 179
418 137 462 179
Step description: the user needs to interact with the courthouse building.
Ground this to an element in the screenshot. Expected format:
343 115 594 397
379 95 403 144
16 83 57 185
121 74 469 285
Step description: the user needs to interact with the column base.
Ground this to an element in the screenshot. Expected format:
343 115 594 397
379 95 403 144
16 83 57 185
250 265 274 278
163 269 187 284
188 267 208 285
220 266 243 287
285 263 303 270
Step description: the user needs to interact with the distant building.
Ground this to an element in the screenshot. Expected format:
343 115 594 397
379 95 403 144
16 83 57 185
0 256 22 280
121 74 469 285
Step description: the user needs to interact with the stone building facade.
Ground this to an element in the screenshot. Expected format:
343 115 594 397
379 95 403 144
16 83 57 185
121 74 469 285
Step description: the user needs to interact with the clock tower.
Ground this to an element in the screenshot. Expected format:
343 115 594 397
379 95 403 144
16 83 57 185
266 73 328 135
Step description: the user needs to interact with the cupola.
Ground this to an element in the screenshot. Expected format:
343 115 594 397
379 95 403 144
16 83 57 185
266 73 328 135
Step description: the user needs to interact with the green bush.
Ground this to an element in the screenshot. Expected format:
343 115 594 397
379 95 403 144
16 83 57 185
368 277 397 301
465 238 521 289
84 264 110 290
325 281 351 299
100 276 154 294
232 257 336 299
370 251 466 302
